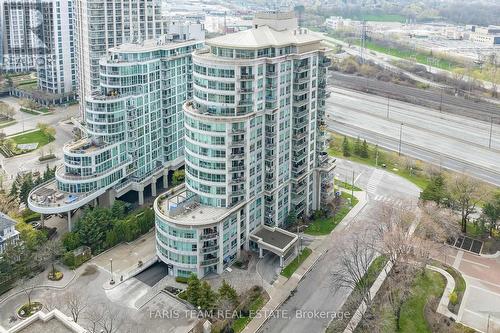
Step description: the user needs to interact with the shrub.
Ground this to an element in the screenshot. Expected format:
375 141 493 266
62 251 75 268
449 291 458 305
38 154 56 162
62 250 90 269
175 276 189 284
62 232 80 251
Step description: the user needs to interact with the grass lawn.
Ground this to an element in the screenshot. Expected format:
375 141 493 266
345 14 406 23
399 270 446 332
305 192 359 235
232 294 267 332
326 31 462 71
19 108 40 115
359 256 388 290
0 120 16 129
328 132 430 190
11 129 54 147
281 247 312 278
338 180 362 191
429 260 466 315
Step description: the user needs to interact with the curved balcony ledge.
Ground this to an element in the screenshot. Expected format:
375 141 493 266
63 138 114 156
28 179 107 214
55 158 132 183
154 184 238 227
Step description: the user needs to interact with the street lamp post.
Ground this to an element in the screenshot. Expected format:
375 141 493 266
398 123 404 156
109 258 115 285
386 95 390 119
489 117 494 149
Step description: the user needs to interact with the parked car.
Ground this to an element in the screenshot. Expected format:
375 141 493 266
29 221 41 229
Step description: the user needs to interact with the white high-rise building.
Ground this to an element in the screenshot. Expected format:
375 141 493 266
0 0 76 101
73 0 165 114
28 37 203 230
154 12 335 278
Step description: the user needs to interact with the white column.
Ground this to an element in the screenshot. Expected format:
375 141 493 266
280 255 284 267
163 171 169 188
151 179 157 197
259 247 263 259
138 190 144 205
40 214 45 228
67 211 73 232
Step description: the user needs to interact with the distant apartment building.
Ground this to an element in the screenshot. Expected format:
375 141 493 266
165 18 205 42
469 26 500 45
324 16 357 31
0 0 76 103
0 212 19 254
28 37 203 230
154 12 335 278
73 0 165 115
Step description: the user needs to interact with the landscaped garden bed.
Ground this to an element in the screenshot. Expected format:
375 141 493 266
17 301 43 318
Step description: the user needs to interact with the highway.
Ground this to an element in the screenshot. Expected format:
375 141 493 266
326 87 500 186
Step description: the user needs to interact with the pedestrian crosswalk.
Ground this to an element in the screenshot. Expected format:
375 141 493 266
366 169 384 194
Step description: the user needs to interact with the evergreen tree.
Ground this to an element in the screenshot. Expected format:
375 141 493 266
18 176 34 206
186 274 202 306
342 136 351 157
199 281 217 310
483 193 500 237
353 136 362 156
8 182 18 199
360 139 369 158
420 173 446 205
110 200 127 219
218 279 239 308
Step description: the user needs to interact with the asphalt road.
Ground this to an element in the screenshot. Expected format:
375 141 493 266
326 88 500 186
259 159 421 333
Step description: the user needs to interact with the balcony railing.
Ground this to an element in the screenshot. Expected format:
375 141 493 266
200 232 219 240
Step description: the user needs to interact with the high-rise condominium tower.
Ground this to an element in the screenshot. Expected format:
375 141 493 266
28 37 203 229
154 12 334 278
0 0 76 101
74 0 164 112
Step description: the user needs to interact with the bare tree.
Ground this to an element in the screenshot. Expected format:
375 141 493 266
20 274 43 309
446 173 485 233
84 304 123 333
84 306 104 333
384 263 416 330
331 232 377 305
374 203 416 267
36 239 63 278
63 291 88 323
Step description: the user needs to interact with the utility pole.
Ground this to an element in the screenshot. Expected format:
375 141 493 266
398 123 404 156
439 88 443 114
489 117 494 149
360 20 367 64
375 144 379 167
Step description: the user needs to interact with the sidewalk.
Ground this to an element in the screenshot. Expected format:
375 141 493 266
0 265 76 306
242 191 368 333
